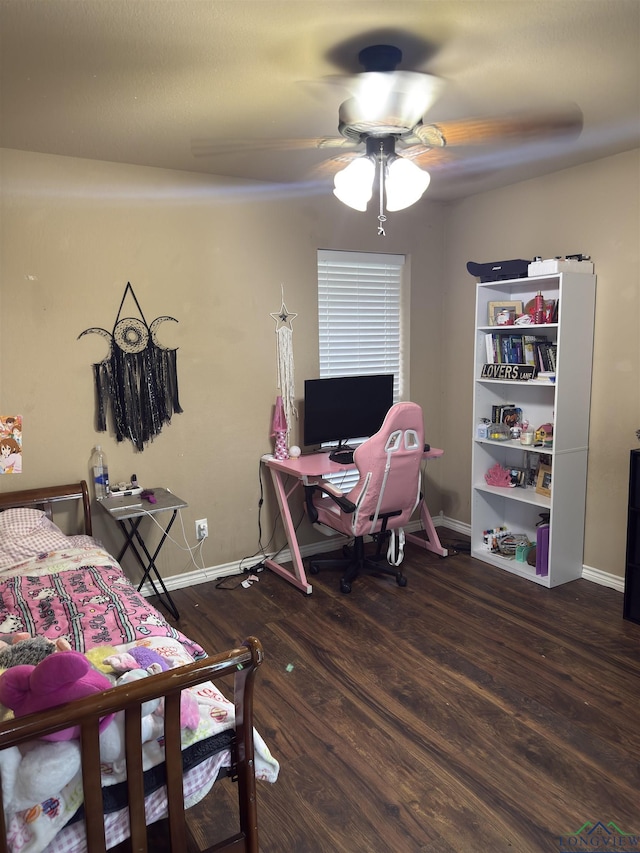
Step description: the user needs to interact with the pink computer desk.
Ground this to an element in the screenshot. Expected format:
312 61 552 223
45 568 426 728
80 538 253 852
263 448 447 594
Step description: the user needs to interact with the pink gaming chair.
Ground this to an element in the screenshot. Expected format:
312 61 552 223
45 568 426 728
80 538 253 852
306 401 425 593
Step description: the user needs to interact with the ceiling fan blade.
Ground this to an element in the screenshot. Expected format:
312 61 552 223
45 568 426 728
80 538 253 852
311 146 493 191
191 137 360 158
309 152 363 179
397 146 454 170
415 106 583 149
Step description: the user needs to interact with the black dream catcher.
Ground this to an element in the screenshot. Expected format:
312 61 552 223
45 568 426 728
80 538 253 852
78 283 183 451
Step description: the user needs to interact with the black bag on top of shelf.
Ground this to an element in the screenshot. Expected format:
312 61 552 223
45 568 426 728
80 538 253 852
467 259 531 282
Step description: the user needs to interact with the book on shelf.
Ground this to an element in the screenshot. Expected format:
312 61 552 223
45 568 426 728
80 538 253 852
501 335 523 364
523 335 547 367
483 331 556 373
534 341 557 372
485 332 496 363
501 406 523 427
485 332 526 365
536 523 549 577
490 403 522 426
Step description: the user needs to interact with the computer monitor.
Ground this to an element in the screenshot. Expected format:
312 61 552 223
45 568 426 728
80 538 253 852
303 374 394 448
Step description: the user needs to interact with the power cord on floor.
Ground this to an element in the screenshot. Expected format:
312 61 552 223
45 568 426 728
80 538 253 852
217 465 306 590
215 574 255 590
439 539 471 555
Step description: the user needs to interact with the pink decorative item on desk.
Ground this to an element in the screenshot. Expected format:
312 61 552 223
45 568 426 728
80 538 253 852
271 395 289 460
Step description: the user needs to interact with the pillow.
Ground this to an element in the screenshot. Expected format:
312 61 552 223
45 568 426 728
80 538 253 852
0 509 78 571
0 508 48 538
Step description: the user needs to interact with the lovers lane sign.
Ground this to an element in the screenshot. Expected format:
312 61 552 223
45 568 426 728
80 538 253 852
480 363 537 381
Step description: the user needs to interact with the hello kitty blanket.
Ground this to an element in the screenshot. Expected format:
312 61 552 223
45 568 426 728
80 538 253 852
0 634 278 853
0 547 203 656
0 548 279 853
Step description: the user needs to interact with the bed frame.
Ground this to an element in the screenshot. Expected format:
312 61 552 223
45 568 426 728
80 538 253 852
0 482 263 853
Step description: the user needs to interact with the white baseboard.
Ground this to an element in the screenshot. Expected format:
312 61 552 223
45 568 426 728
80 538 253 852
141 514 624 596
581 565 625 592
421 515 625 592
139 560 246 597
140 513 454 596
431 514 471 538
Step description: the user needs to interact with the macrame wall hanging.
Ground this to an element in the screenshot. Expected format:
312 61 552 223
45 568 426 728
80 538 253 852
270 287 298 456
78 282 182 451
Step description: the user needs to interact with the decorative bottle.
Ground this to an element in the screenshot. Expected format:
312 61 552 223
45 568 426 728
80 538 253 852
91 445 110 500
534 291 545 325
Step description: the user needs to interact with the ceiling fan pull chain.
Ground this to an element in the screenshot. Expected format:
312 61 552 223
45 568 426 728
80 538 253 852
377 142 387 237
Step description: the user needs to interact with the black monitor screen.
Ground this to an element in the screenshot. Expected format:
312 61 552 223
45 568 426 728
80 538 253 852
303 374 394 447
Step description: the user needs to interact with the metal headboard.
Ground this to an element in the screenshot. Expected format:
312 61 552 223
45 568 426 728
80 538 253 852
0 481 92 536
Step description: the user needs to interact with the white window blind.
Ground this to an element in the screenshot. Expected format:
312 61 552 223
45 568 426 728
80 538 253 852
317 250 405 400
316 250 406 496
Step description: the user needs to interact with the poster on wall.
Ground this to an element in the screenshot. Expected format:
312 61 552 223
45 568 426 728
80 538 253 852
0 415 22 473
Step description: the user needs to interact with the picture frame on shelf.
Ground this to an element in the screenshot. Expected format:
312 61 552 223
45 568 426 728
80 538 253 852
509 467 527 488
487 300 524 326
536 462 552 497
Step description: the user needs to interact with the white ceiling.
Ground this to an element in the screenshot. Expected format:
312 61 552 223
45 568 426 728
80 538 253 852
1 0 639 201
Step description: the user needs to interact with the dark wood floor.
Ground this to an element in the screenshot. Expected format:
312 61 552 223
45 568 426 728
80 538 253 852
153 531 640 852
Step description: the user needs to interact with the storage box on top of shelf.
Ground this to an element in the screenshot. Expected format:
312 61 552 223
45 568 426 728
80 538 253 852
528 258 594 276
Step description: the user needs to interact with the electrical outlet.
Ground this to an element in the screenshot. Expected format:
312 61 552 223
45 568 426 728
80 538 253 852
195 518 208 540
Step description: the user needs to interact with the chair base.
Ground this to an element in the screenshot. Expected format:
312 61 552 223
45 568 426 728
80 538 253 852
308 535 407 594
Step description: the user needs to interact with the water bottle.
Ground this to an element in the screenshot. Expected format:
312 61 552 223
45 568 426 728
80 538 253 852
91 445 110 500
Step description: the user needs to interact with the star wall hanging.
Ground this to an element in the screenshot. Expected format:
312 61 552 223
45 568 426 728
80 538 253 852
270 287 298 446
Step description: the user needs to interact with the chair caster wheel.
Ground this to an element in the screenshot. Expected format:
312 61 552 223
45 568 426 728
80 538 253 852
396 573 407 587
340 579 352 594
309 563 320 575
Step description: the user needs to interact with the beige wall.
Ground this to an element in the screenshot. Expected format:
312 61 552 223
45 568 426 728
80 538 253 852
441 148 640 579
0 148 446 578
1 146 638 583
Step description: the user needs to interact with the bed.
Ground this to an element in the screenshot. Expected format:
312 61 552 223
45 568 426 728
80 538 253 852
0 482 279 853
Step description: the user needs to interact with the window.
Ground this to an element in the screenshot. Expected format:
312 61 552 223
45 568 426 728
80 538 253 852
317 249 407 401
315 250 407 490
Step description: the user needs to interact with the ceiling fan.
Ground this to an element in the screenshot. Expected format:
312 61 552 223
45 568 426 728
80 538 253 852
192 43 583 235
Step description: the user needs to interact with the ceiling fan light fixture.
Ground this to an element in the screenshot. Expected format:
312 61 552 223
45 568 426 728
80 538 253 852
385 155 431 211
333 156 375 211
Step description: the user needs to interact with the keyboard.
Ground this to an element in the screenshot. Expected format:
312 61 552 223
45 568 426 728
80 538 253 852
329 449 354 465
330 445 429 464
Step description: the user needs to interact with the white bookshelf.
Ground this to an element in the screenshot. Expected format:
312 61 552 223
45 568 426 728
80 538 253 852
471 271 596 586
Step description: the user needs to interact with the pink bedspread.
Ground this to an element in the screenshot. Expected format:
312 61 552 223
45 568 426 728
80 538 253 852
0 545 280 853
0 548 204 658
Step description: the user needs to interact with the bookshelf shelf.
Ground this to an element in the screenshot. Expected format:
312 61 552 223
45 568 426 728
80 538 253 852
476 378 557 387
477 323 558 333
473 481 551 509
471 270 596 587
475 438 551 455
470 548 545 584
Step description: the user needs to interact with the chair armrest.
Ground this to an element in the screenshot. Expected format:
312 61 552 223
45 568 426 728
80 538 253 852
304 483 356 522
313 481 357 513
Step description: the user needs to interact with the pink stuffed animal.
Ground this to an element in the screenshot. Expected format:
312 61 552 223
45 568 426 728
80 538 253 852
105 646 170 676
0 650 115 741
105 648 199 730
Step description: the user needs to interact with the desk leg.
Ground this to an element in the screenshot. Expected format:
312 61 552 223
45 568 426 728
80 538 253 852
405 499 449 558
118 514 181 619
264 468 313 595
